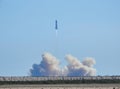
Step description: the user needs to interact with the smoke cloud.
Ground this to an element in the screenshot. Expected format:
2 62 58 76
30 52 96 76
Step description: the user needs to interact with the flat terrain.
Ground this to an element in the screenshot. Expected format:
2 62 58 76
0 84 120 89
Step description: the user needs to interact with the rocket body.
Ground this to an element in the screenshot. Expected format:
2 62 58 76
55 20 58 30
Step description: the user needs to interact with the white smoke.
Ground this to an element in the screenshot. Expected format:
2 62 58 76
30 52 62 76
65 55 96 76
30 52 96 76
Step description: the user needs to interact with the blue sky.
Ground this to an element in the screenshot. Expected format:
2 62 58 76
0 0 120 76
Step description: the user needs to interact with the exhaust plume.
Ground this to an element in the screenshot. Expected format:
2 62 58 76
30 52 96 76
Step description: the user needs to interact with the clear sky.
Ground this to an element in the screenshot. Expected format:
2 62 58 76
0 0 120 76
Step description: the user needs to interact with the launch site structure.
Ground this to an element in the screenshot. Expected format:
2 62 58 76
0 76 120 82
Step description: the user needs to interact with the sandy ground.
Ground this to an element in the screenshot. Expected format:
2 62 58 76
0 84 120 89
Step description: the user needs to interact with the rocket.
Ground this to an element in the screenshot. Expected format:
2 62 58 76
55 20 58 30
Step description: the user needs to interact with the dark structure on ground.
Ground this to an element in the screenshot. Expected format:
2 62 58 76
0 76 120 85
